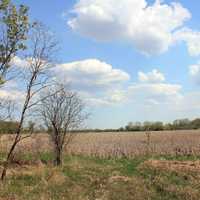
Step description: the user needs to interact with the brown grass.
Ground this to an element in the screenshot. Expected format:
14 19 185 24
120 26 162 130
141 160 200 172
1 129 200 158
1 130 200 199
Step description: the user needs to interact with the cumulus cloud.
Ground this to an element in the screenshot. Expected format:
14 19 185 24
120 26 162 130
53 59 130 105
134 69 180 106
4 56 200 125
3 57 130 106
124 68 183 107
7 57 193 114
53 60 184 107
189 63 200 84
79 89 127 106
4 56 200 124
68 0 191 55
4 56 186 111
53 59 183 107
128 83 182 105
54 59 130 89
138 69 165 83
174 28 200 56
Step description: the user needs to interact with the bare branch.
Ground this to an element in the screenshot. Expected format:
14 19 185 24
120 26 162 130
38 84 87 166
1 23 57 181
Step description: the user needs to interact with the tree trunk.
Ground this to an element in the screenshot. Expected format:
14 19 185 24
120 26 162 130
54 147 62 166
1 134 20 181
1 72 34 181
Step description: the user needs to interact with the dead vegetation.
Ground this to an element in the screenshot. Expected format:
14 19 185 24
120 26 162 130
1 130 200 199
141 159 200 173
1 130 200 158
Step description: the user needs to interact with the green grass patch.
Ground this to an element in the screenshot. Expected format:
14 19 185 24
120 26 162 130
38 152 54 163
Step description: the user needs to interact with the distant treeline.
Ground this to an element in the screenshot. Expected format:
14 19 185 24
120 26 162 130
0 121 19 134
122 118 200 132
1 118 200 134
77 118 200 132
0 120 43 134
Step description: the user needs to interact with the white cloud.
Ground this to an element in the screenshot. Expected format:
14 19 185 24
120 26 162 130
4 56 200 123
174 28 200 56
54 59 130 89
189 63 200 84
77 91 112 106
53 59 130 106
0 89 24 101
128 83 182 105
54 60 183 107
68 0 191 55
10 56 29 68
108 89 127 103
53 61 185 107
3 57 130 106
10 56 200 119
138 69 165 83
79 89 126 106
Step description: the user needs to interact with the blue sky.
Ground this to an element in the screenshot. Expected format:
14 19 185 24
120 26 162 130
6 0 200 128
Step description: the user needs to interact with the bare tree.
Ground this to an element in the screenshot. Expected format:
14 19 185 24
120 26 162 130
39 85 87 166
1 24 57 181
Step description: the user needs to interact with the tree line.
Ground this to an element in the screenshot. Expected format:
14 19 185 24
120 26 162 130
1 118 200 135
122 118 200 132
71 118 200 132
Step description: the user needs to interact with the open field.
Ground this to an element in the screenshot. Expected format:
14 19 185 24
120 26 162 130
1 130 200 200
1 130 200 158
1 154 200 200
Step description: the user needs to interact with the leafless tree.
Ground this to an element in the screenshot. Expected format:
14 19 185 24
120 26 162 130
39 85 87 166
1 24 57 181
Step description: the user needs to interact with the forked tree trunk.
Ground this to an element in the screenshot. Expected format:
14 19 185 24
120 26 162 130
55 154 62 166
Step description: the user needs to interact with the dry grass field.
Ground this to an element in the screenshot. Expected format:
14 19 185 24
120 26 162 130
1 130 200 200
67 130 200 158
1 130 200 158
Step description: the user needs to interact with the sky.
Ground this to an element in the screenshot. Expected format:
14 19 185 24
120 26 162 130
2 0 200 129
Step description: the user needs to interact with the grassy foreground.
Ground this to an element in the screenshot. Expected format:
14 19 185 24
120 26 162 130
0 153 200 200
